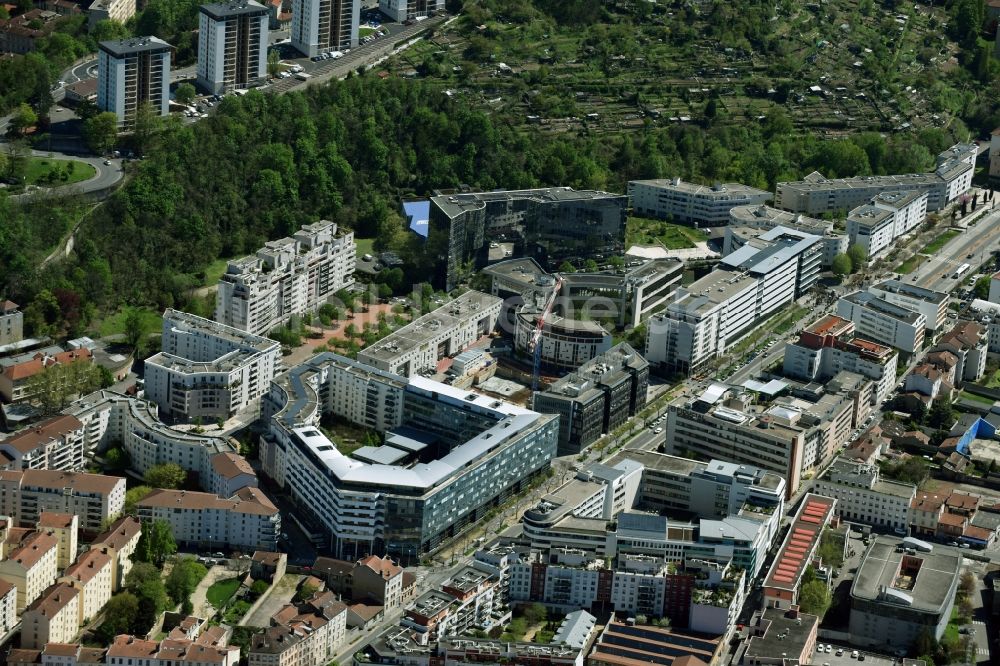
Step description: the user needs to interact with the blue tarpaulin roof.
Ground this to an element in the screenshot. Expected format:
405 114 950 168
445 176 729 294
403 200 430 238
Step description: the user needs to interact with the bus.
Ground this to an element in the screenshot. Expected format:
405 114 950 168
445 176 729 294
953 263 970 279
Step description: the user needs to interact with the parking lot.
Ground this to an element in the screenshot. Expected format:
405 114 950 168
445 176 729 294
811 644 893 666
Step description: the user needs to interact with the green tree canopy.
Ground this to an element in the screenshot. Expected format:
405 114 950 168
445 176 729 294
831 253 852 276
798 580 832 617
166 557 208 604
83 112 119 155
135 519 177 566
174 83 196 106
846 244 867 271
144 462 186 489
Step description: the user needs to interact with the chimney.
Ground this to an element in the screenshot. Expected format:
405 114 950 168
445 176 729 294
787 605 799 619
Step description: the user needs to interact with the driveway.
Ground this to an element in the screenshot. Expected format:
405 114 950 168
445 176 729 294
241 573 301 627
189 564 238 619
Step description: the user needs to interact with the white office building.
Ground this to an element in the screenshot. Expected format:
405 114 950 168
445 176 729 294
782 315 899 405
867 279 948 332
196 0 269 95
837 292 927 354
144 309 281 421
215 221 356 336
845 190 928 262
628 178 771 227
97 36 171 127
291 0 358 57
726 204 847 268
776 144 975 215
646 230 818 375
812 457 915 532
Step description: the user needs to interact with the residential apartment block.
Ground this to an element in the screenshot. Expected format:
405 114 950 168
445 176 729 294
726 204 847 267
663 384 811 496
291 0 358 57
97 37 171 127
933 320 988 382
0 414 87 471
248 590 348 666
87 0 137 26
38 512 78 570
313 554 405 610
845 190 928 262
0 348 94 404
0 580 16 637
215 221 356 336
812 457 915 532
20 583 80 649
90 516 141 591
144 309 281 421
628 178 771 227
65 389 251 497
136 487 280 551
0 532 58 611
783 314 899 404
837 291 927 353
105 631 240 665
58 548 112 625
868 279 949 333
531 343 649 455
358 290 502 377
261 353 558 561
197 0 268 94
776 144 975 215
0 470 125 532
0 300 23 347
425 187 628 291
378 0 441 22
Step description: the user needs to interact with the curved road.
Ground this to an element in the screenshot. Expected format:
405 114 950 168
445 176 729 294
10 151 124 203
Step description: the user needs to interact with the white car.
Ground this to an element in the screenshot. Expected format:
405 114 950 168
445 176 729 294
654 428 662 434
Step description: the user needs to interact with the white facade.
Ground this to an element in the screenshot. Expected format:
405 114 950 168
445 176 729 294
0 582 16 637
378 0 442 21
777 145 974 215
0 470 126 533
845 191 929 262
359 291 503 376
21 583 80 649
144 309 281 421
837 292 926 354
868 280 948 333
97 37 171 127
628 178 771 227
59 549 113 625
812 457 915 532
216 221 356 336
291 0 358 57
197 1 269 95
726 205 847 268
137 487 281 551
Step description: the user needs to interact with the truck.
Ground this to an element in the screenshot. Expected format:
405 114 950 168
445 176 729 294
902 536 933 553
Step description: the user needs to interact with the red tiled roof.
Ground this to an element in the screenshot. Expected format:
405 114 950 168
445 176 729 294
2 348 92 381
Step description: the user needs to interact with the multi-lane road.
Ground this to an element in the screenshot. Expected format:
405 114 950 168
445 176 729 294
910 202 1000 292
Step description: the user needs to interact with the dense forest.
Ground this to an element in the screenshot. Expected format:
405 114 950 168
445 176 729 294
0 0 996 337
2 73 965 333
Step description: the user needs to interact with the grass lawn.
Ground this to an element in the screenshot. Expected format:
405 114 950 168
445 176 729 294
24 157 96 187
359 27 375 38
206 578 241 608
201 257 232 286
356 237 375 258
896 255 925 274
920 230 960 255
96 307 163 338
626 217 708 250
960 389 996 405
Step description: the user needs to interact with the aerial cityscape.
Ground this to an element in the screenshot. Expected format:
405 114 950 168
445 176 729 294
2 0 1000 665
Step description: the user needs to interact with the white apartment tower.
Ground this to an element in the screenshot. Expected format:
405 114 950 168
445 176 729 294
291 0 358 57
97 37 171 127
197 0 269 95
216 221 356 336
378 0 442 22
